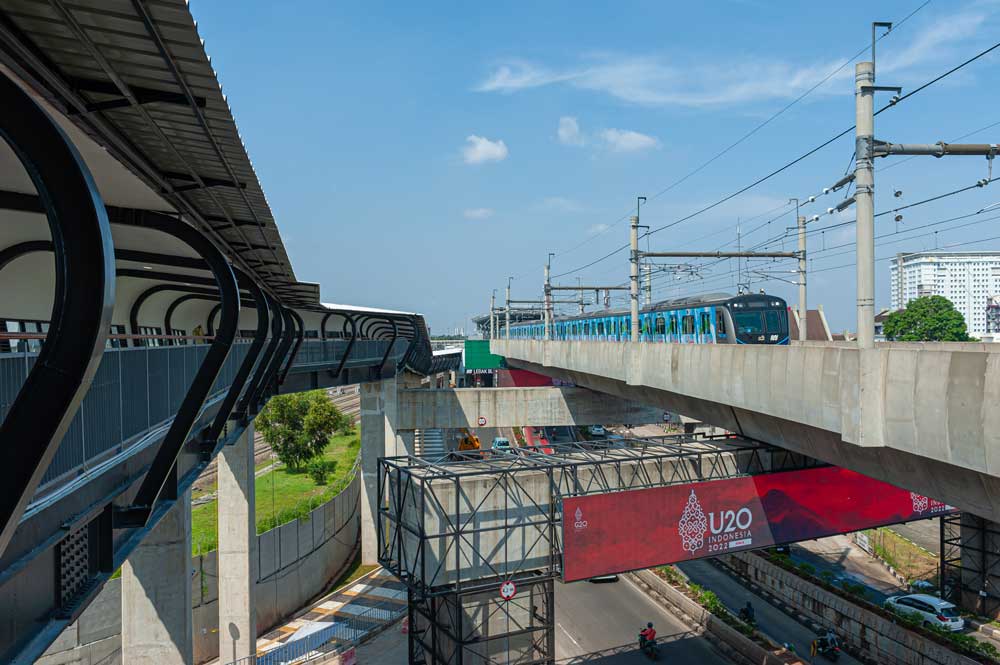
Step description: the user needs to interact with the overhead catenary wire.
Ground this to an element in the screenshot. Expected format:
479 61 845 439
550 35 1000 283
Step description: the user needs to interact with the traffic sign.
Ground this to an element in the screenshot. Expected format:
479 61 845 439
477 416 487 427
500 580 516 601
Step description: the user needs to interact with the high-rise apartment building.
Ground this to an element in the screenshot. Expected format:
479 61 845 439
890 251 1000 337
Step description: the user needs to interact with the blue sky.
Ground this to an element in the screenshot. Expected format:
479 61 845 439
192 1 1000 334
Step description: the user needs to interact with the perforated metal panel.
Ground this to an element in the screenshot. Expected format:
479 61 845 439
58 527 89 607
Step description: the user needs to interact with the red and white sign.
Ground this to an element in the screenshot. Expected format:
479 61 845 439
499 580 517 600
562 466 956 582
477 416 487 427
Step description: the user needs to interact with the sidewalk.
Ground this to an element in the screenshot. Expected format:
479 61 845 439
214 567 407 664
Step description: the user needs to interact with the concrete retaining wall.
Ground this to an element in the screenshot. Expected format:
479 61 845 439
38 472 361 665
725 552 980 665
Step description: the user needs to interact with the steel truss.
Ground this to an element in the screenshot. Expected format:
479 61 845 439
380 434 818 664
408 575 554 665
941 512 1000 618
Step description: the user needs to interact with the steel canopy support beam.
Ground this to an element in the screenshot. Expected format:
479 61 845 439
264 308 295 398
332 313 358 379
243 296 285 414
277 308 304 386
206 269 268 442
116 214 238 528
0 73 114 558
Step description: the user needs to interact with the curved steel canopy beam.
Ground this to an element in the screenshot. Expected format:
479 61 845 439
331 312 357 379
0 76 114 557
242 294 284 414
164 293 216 342
265 308 295 396
129 283 220 345
277 308 304 385
207 302 222 337
117 214 238 527
206 268 268 440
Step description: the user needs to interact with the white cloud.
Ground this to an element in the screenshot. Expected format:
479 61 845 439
600 128 659 153
539 196 585 214
474 10 995 108
463 208 494 220
587 223 609 235
462 135 508 164
557 116 585 146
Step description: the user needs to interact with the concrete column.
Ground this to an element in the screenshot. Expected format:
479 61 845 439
217 423 257 663
122 494 193 665
360 381 385 565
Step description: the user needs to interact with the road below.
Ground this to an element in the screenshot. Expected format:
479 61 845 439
554 575 733 663
678 559 863 665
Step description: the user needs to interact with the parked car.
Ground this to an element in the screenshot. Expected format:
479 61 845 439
491 437 512 453
909 580 938 595
587 425 606 437
884 594 964 632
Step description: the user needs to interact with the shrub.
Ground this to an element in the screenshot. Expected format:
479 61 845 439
308 460 329 486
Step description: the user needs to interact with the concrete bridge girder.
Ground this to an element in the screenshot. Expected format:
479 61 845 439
394 386 663 431
495 340 1000 522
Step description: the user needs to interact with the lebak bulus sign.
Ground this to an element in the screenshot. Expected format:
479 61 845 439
562 466 954 582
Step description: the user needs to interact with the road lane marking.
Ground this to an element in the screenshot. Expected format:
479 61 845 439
557 623 580 648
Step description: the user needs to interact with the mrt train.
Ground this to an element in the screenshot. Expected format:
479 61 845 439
506 292 790 345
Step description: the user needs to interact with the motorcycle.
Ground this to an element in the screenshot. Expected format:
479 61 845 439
638 633 659 660
812 635 841 662
737 606 756 629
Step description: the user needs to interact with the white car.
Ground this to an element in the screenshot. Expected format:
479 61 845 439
884 594 964 632
587 425 606 437
491 437 512 453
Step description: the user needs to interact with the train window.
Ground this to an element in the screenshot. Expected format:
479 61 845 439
655 316 666 335
716 311 727 337
700 312 711 335
597 321 605 335
669 316 678 335
172 328 188 346
107 324 127 349
732 312 764 335
584 322 590 335
765 310 786 332
139 325 164 347
2 319 48 353
682 315 695 335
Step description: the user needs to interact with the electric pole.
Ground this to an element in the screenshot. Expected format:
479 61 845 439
630 215 640 342
505 276 512 341
544 253 554 340
791 198 807 341
577 277 585 315
489 290 496 339
855 60 876 349
644 262 652 306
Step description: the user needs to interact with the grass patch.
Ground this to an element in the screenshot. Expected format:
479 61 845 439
191 428 360 555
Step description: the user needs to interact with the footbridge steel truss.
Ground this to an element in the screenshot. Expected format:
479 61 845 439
378 435 819 664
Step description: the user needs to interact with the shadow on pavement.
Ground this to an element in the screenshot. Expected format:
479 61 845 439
555 630 701 663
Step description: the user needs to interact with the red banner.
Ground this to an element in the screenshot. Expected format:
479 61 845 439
562 466 955 582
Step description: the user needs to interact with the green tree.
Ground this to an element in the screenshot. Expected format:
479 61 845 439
882 296 973 342
256 391 347 470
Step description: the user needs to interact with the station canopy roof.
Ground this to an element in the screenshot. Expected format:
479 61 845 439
0 0 323 308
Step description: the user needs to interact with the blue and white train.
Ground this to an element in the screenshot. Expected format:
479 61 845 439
506 292 790 345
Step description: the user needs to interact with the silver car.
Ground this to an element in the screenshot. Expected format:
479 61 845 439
884 594 964 632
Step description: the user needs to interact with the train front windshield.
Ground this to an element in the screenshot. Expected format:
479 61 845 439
730 298 788 344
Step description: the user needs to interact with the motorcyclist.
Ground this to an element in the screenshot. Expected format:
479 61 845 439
639 622 657 650
738 601 755 623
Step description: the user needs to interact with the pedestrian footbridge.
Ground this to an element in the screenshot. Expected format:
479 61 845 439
493 339 1000 521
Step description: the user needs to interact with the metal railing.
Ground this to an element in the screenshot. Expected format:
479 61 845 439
226 597 405 665
0 336 399 500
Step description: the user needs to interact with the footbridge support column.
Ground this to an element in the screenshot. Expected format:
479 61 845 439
361 374 422 565
217 423 257 663
121 493 193 665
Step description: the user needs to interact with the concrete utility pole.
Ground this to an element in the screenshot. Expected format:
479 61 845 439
489 290 496 339
855 60 876 349
577 277 585 315
792 198 807 341
644 262 652 306
630 215 640 342
544 253 554 340
505 277 511 341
